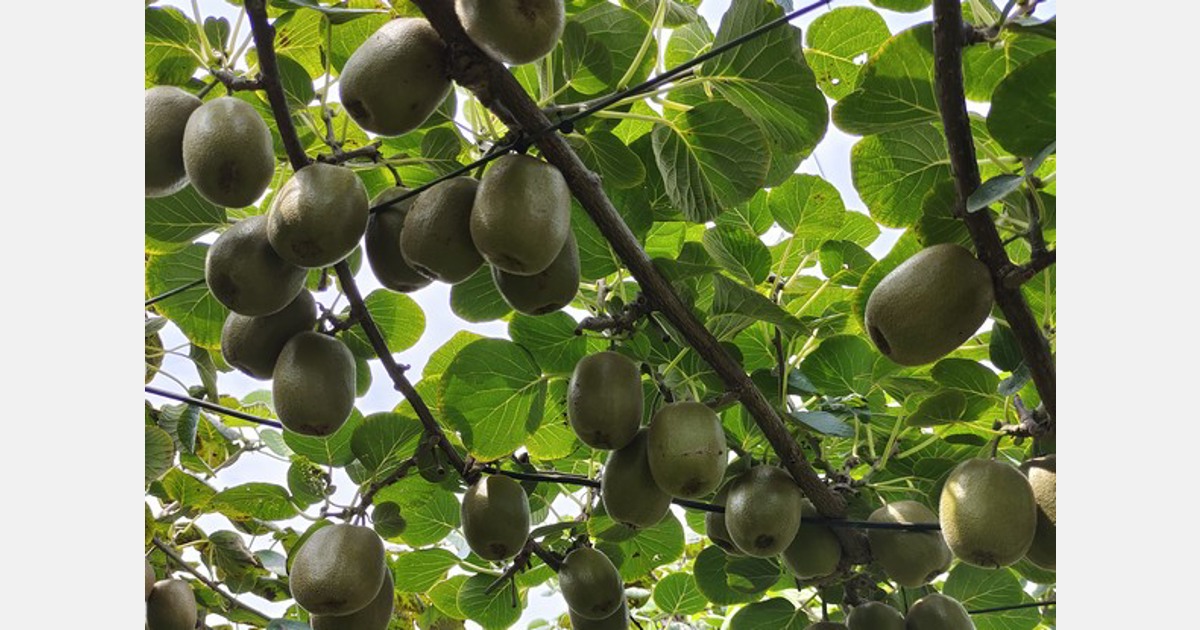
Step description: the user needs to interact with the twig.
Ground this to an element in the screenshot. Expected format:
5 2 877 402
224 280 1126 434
145 385 283 429
486 539 537 595
529 540 563 572
1002 249 1055 288
316 142 383 165
931 0 1056 421
210 68 263 92
343 458 418 521
244 0 310 171
152 538 273 625
574 293 653 336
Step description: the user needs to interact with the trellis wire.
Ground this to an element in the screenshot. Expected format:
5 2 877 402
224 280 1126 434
366 0 834 215
145 385 283 429
144 277 206 307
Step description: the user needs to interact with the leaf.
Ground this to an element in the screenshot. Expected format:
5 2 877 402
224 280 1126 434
450 266 513 323
767 174 847 238
456 573 522 630
702 226 773 285
203 16 230 53
343 290 426 357
392 549 459 593
932 358 1001 397
287 458 327 507
145 187 227 254
146 7 199 86
562 3 656 94
652 573 708 615
440 339 545 460
350 412 423 480
145 425 175 486
527 379 579 460
801 335 879 396
850 122 952 228
371 501 407 538
146 244 228 349
160 468 217 510
567 130 645 189
273 0 385 24
963 33 1056 102
968 174 1024 213
730 597 810 630
905 390 968 427
509 313 588 376
701 0 829 156
283 408 365 467
260 10 324 77
833 24 938 135
376 477 461 547
788 411 855 437
804 7 891 100
693 546 780 605
652 101 770 223
616 513 686 580
870 0 932 12
430 575 469 620
944 564 1039 630
274 54 316 109
710 275 806 338
988 50 1056 157
212 483 298 521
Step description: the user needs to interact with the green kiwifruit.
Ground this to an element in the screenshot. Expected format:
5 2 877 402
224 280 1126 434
145 86 202 197
559 547 624 621
1019 454 1056 571
289 523 387 616
311 567 395 630
182 96 274 208
567 351 642 450
646 402 727 499
461 475 531 561
864 243 994 366
846 601 905 630
866 501 951 588
205 215 307 317
471 154 571 276
146 579 197 630
939 458 1037 568
144 558 155 601
569 599 629 630
365 187 432 293
601 429 672 530
267 163 369 268
272 332 357 437
400 176 484 283
339 18 451 136
705 481 741 555
725 465 803 557
493 230 579 315
781 499 841 580
905 593 975 630
455 0 565 65
221 290 317 380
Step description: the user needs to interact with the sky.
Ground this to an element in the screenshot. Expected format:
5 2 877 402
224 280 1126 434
148 1 1057 628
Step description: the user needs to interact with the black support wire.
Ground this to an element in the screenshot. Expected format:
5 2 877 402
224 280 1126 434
970 600 1055 615
145 385 284 429
145 278 206 307
367 0 834 215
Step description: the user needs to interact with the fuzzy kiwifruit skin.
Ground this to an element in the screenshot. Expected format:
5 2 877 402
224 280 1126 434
401 177 483 283
805 623 848 630
566 351 642 450
725 465 803 557
267 163 369 268
705 482 741 555
455 0 565 65
864 243 994 366
365 188 432 293
1019 454 1056 570
905 593 975 630
461 475 531 561
182 96 275 208
205 215 308 317
290 524 387 616
144 559 156 601
646 402 727 499
339 18 451 136
601 429 672 530
846 601 905 630
272 332 357 437
221 290 317 380
782 499 841 580
471 154 571 276
146 579 198 630
145 86 202 197
559 547 624 621
493 230 579 315
569 600 630 630
939 458 1037 568
867 501 951 588
310 568 394 630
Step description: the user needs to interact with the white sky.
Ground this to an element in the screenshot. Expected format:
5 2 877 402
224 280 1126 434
148 1 1058 628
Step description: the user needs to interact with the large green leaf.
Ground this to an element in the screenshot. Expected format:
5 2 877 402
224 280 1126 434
509 312 588 376
710 275 807 339
730 598 811 630
376 476 461 547
392 549 459 593
833 23 939 136
850 123 952 228
145 425 175 487
440 339 545 460
800 334 879 396
615 513 685 580
343 289 426 357
944 564 1039 630
424 331 486 380
702 226 773 285
457 573 523 630
146 187 227 254
652 101 770 223
700 0 829 156
350 412 423 480
527 379 579 461
211 483 298 521
693 546 780 605
146 7 199 86
146 244 228 349
963 33 1056 102
282 408 365 467
870 0 932 13
450 266 513 323
987 50 1056 157
768 174 847 238
567 130 646 189
562 3 656 94
652 572 708 615
805 7 891 100
429 575 469 620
